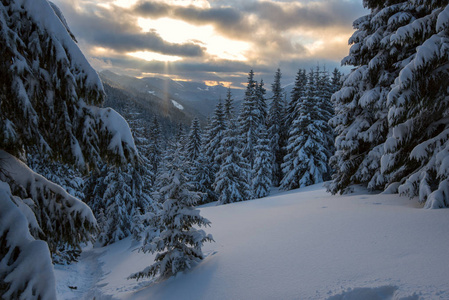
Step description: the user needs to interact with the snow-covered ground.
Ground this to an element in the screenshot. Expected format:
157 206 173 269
55 184 449 299
171 99 184 110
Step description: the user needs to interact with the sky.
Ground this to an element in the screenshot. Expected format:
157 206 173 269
52 0 368 88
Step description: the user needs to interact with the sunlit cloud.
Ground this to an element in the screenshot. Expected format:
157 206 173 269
51 0 368 87
137 17 250 61
127 51 183 62
204 80 232 87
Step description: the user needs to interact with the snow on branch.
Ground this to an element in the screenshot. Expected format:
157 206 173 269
0 182 56 300
0 150 96 253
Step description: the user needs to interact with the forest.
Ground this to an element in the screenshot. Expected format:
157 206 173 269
1 0 448 299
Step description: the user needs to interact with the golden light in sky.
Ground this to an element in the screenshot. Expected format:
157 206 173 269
127 51 182 62
52 0 368 87
113 0 210 8
136 17 250 61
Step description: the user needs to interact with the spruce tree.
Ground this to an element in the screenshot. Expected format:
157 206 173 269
252 126 273 198
0 1 138 296
130 143 213 280
285 69 307 130
148 116 163 184
381 1 449 208
281 68 334 190
330 68 343 95
191 117 216 204
205 101 227 175
0 182 56 300
256 79 268 126
239 70 261 169
214 122 252 204
268 68 286 186
224 87 235 125
328 0 412 194
185 117 202 162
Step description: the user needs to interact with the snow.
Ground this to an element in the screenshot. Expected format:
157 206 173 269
91 107 137 157
55 184 449 300
171 100 184 110
436 5 449 32
14 0 103 90
0 182 56 300
0 150 95 223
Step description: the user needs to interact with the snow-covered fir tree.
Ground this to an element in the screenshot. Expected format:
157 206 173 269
267 68 286 186
239 70 262 169
191 151 217 205
256 79 268 126
281 68 334 190
185 117 202 162
285 69 307 131
252 126 273 198
0 1 138 296
329 0 449 208
214 122 252 204
330 68 343 96
328 0 413 194
186 117 216 204
84 162 154 246
0 181 56 300
381 0 449 208
129 143 213 280
148 116 163 184
224 87 235 125
204 101 227 176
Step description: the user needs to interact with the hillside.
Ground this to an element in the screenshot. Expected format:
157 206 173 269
55 185 449 300
100 70 245 121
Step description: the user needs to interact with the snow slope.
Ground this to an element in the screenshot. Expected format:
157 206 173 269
55 184 449 299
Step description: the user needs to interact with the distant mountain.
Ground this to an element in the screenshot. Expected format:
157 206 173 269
100 70 245 120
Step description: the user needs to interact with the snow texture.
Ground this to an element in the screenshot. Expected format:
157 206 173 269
0 182 56 300
55 185 449 300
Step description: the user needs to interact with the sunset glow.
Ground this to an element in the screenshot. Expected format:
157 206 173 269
127 51 182 62
52 0 368 86
137 17 250 61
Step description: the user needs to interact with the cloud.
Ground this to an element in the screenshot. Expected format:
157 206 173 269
54 1 205 57
51 0 367 88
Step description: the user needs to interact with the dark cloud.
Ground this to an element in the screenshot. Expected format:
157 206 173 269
54 1 204 57
241 0 366 30
51 0 365 88
133 0 366 37
134 1 170 18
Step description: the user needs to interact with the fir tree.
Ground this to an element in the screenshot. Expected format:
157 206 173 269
191 152 217 205
148 116 163 184
185 117 202 162
0 3 140 296
285 69 307 130
268 68 286 186
256 79 268 126
239 70 261 168
129 144 213 280
330 68 342 95
214 122 252 204
224 87 235 125
328 0 412 194
252 126 273 198
205 101 227 175
381 1 449 208
0 182 56 300
281 68 334 190
0 2 139 295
